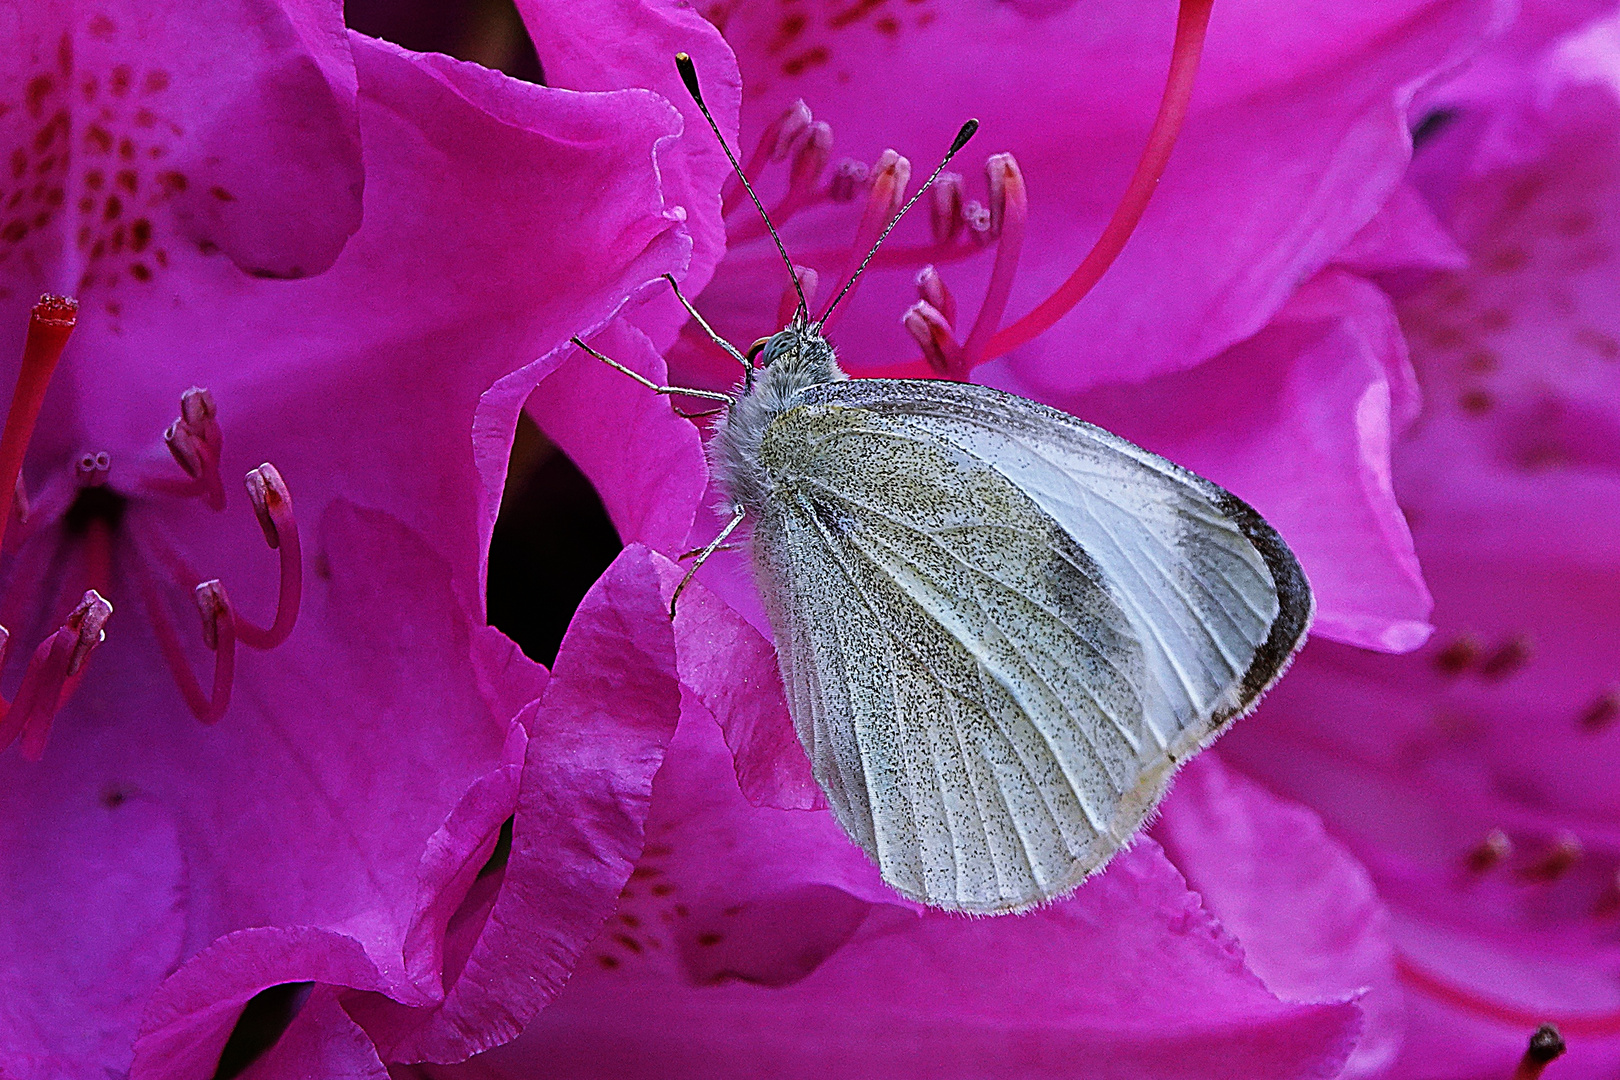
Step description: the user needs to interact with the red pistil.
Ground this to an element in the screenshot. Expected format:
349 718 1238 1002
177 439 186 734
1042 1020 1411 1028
981 0 1215 360
0 296 76 558
1396 957 1620 1036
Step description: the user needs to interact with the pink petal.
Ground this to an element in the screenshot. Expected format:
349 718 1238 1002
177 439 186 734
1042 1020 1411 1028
1 0 363 285
367 544 683 1064
419 708 1362 1080
516 0 741 350
0 793 186 1079
0 22 693 1080
1334 181 1469 276
653 553 824 811
236 986 389 1080
526 319 710 554
689 0 1502 392
132 927 386 1080
1157 755 1403 1078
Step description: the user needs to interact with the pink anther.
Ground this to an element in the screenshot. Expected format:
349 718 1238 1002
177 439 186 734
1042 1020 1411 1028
161 386 225 510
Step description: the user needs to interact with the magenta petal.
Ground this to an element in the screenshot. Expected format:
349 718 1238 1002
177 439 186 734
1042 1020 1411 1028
1157 755 1403 1078
1 0 363 286
516 0 740 349
1335 181 1469 275
373 544 682 1064
1047 269 1432 653
696 0 1500 390
132 927 385 1080
237 986 389 1080
528 320 710 554
651 553 823 811
427 712 1361 1080
0 18 693 1078
399 761 525 1000
0 794 186 1079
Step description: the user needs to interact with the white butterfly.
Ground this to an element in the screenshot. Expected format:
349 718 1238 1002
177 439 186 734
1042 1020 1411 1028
577 55 1313 914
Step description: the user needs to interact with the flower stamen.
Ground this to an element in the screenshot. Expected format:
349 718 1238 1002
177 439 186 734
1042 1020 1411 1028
234 463 301 650
140 566 233 724
157 387 226 510
724 99 813 218
823 150 911 331
774 121 833 221
775 266 820 330
904 300 965 375
930 172 965 244
961 153 1028 367
0 589 111 759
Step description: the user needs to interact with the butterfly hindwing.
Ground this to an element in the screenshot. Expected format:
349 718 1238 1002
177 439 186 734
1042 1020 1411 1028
750 380 1312 913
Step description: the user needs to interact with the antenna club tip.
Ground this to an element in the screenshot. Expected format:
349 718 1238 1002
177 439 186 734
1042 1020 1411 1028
952 119 980 154
674 53 703 102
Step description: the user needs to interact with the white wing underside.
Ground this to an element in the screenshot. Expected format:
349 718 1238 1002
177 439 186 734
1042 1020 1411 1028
751 379 1312 913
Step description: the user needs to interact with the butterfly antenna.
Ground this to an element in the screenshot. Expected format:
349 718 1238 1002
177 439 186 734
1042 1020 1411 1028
814 119 979 329
675 53 809 323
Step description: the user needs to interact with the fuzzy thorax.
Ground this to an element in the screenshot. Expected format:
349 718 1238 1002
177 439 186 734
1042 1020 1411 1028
711 326 847 514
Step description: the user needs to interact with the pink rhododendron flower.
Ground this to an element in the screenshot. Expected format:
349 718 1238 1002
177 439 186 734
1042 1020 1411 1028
0 4 700 1075
422 1 1529 1073
1221 8 1620 1076
417 708 1386 1080
659 0 1517 661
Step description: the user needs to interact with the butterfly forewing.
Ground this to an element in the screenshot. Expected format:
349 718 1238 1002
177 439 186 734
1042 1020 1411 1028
752 380 1312 913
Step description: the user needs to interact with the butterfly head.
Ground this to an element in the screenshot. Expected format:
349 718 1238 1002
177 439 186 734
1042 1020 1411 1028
746 325 842 386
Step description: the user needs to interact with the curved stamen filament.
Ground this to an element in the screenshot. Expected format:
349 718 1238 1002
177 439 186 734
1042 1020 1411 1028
234 463 301 650
0 297 77 558
724 99 813 218
961 154 1028 370
0 590 111 759
140 567 234 724
822 150 911 332
982 0 1215 360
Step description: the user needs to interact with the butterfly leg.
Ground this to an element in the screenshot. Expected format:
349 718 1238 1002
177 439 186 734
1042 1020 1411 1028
670 505 747 617
672 405 727 421
662 273 754 383
571 337 735 406
677 542 740 560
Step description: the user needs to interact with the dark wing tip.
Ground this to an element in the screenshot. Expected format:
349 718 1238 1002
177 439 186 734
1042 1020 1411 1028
1214 491 1314 711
